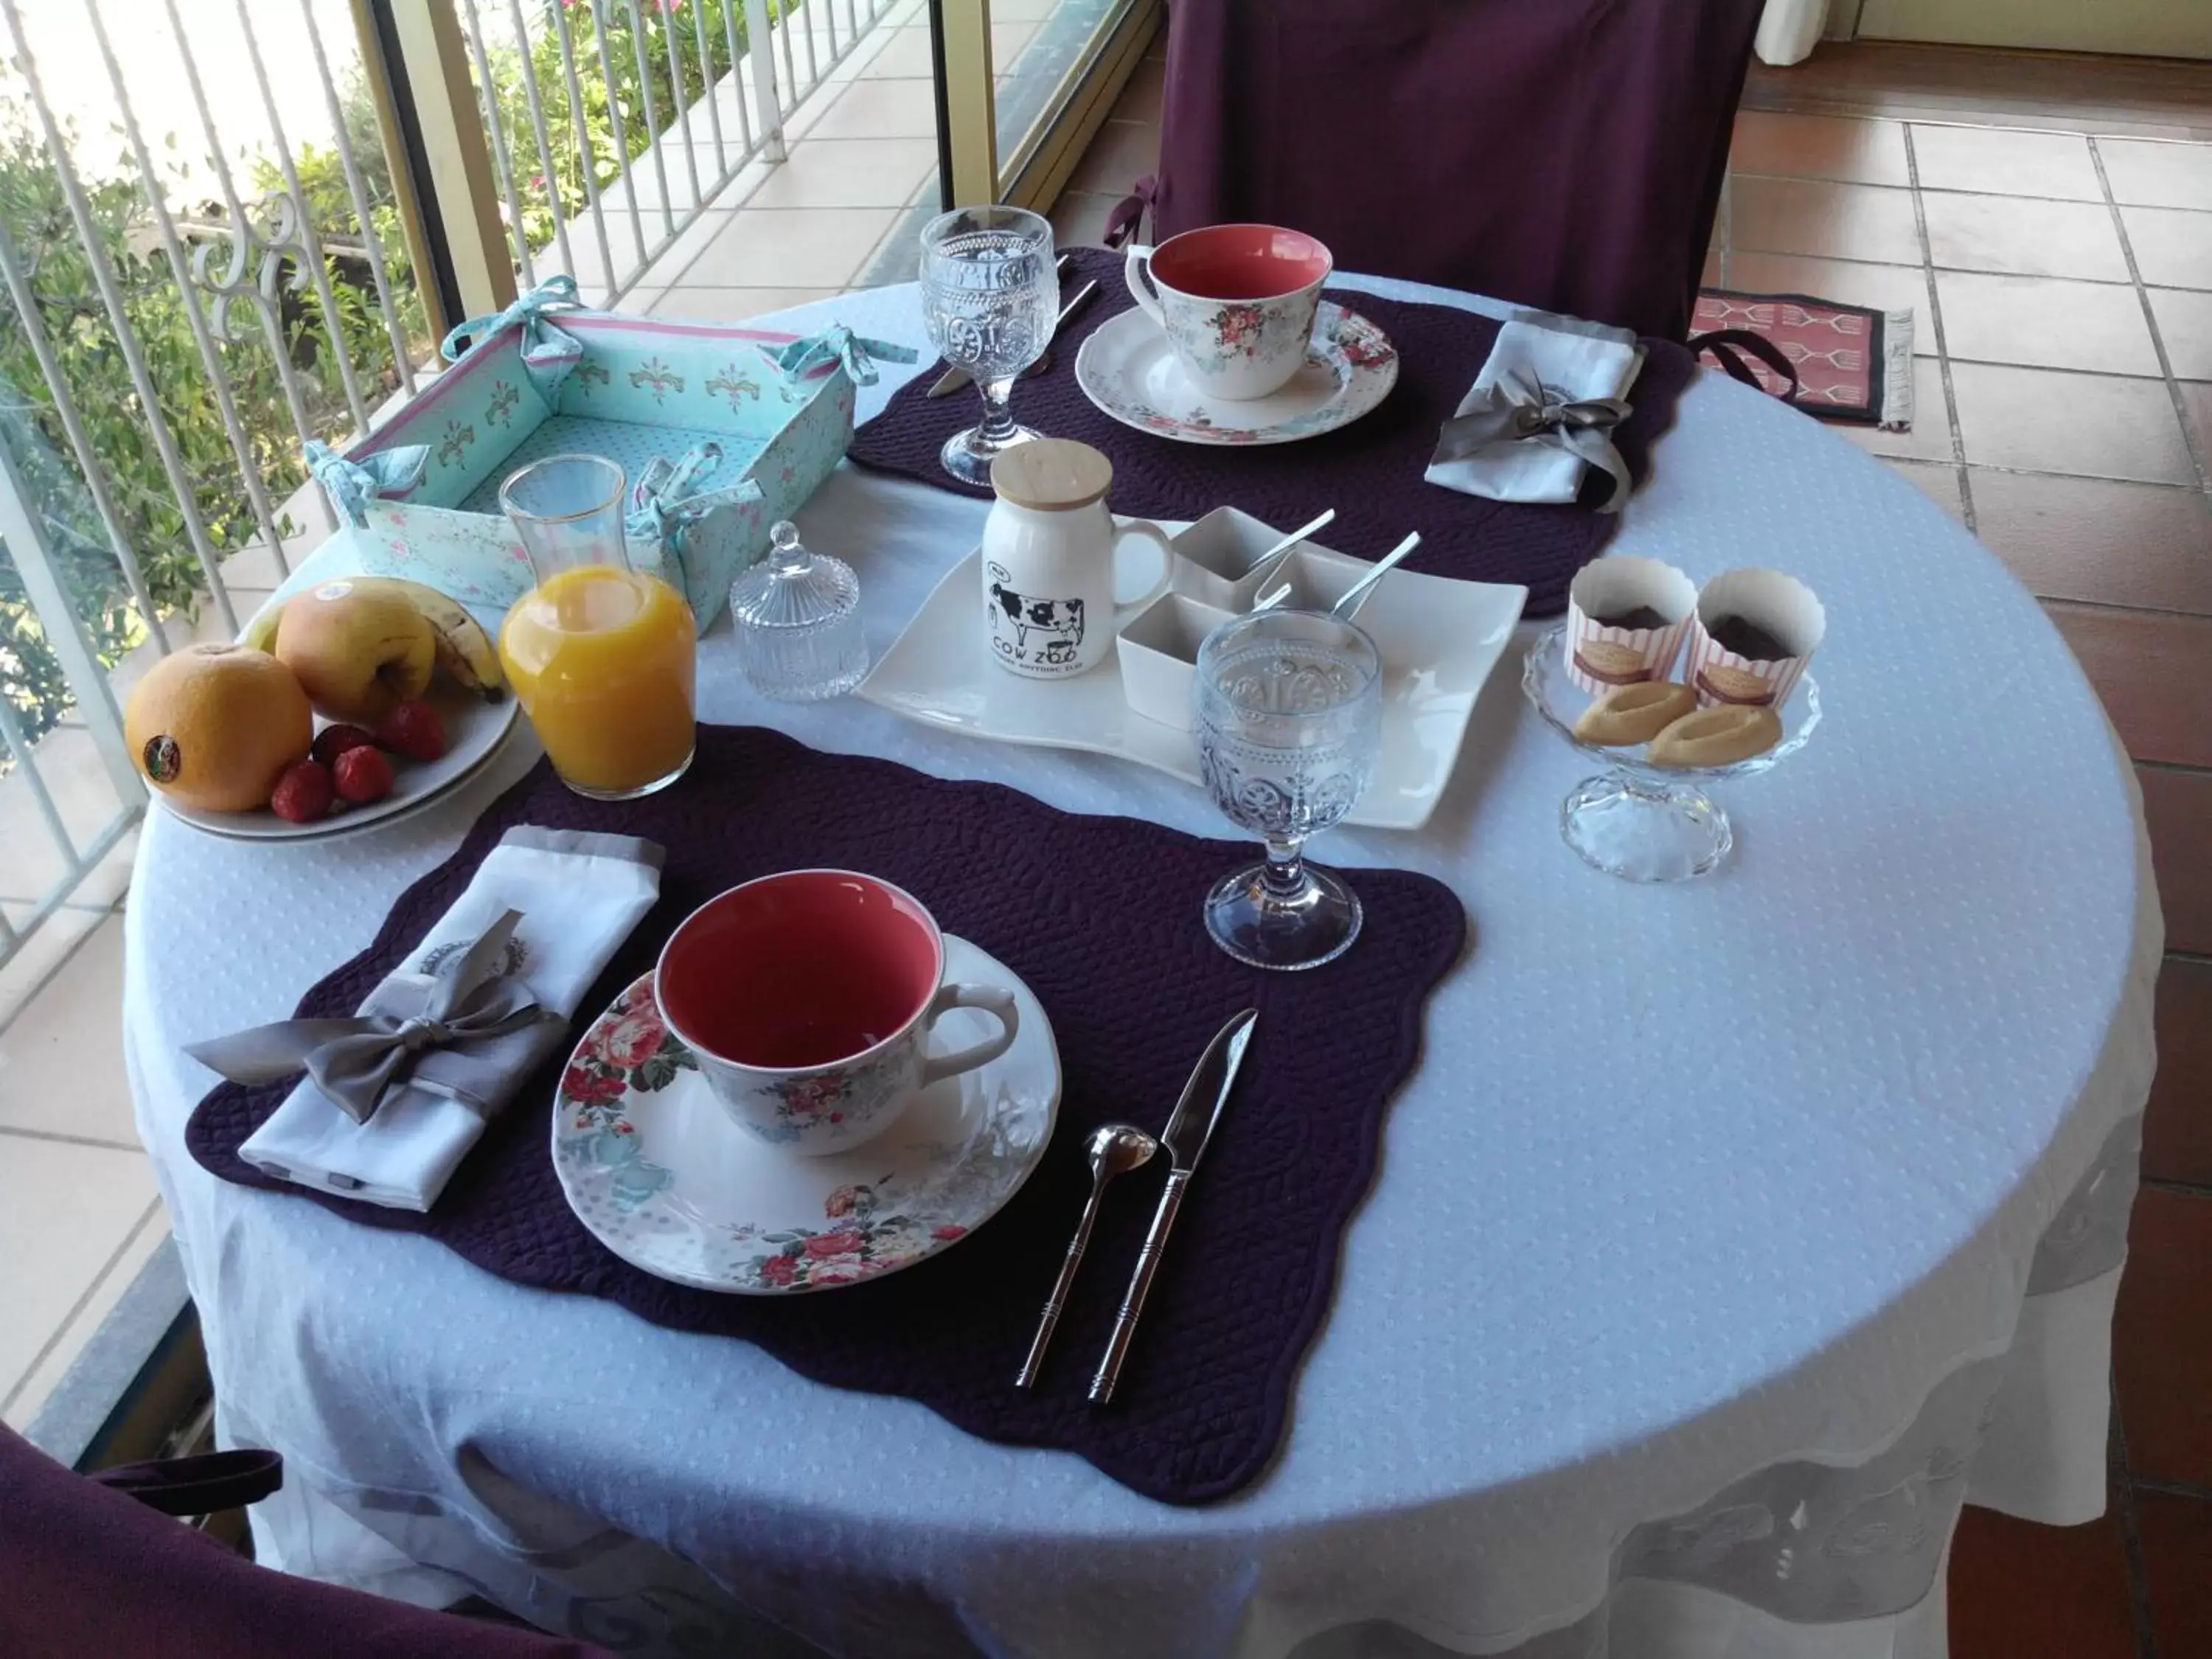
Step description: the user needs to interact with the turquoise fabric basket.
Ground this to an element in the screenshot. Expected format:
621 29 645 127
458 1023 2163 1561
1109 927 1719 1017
305 285 895 630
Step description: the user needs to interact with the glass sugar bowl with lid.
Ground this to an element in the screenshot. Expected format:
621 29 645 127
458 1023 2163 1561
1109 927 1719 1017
729 519 869 702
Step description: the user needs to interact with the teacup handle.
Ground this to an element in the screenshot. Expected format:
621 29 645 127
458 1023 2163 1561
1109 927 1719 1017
918 983 1020 1087
1123 243 1164 331
1111 520 1175 628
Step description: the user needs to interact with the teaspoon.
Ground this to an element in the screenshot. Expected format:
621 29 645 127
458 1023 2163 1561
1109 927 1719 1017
1016 1123 1158 1388
1241 508 1338 601
1329 531 1423 622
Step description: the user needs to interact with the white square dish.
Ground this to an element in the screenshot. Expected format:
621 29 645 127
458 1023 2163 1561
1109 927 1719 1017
858 525 1527 830
1169 507 1332 610
1116 593 1236 734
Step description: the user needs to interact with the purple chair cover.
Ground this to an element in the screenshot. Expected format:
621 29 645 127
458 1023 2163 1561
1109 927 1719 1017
1152 0 1766 341
0 1425 613 1659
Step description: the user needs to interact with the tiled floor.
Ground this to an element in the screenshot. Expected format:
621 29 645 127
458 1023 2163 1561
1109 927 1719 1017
6 23 2211 1649
1724 92 2212 1659
624 0 1133 312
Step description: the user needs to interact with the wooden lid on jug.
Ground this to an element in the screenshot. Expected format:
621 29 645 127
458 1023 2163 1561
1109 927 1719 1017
990 439 1113 512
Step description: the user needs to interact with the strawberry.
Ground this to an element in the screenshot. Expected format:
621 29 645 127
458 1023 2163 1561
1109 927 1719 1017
333 745 395 804
310 723 377 768
375 699 448 763
270 759 334 824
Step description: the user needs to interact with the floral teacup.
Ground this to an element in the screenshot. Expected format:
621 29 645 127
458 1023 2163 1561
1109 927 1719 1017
655 870 1018 1155
1124 224 1332 401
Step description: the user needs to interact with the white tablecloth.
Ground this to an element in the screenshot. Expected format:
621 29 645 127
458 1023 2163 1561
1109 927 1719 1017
124 274 2159 1659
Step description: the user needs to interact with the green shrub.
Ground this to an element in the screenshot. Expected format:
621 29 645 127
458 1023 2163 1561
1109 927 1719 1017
481 0 754 256
0 102 360 747
0 1 765 752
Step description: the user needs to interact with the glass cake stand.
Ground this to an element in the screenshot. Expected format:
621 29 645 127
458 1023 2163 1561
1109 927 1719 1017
1521 622 1821 882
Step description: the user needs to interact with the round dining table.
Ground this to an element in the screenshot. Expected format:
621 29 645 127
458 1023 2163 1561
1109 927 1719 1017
125 274 2160 1659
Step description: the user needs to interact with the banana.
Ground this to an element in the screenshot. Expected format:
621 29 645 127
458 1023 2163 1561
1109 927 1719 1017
242 574 504 698
240 604 282 655
354 577 505 700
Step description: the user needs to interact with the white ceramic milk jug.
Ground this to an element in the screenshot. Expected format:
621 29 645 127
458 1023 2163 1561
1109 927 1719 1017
981 439 1173 679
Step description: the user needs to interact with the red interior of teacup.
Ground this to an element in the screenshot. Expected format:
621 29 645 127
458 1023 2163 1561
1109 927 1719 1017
1150 224 1332 301
657 871 942 1068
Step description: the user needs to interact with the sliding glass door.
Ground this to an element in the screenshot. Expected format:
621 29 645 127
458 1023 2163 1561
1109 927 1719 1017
926 0 1158 210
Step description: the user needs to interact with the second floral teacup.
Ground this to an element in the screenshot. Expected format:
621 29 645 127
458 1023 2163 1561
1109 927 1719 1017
1124 223 1332 400
655 870 1018 1155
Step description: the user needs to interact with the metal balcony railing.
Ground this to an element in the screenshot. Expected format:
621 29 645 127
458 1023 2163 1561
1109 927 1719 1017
0 0 896 969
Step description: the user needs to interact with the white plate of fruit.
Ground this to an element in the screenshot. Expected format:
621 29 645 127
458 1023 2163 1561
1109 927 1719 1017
127 576 521 842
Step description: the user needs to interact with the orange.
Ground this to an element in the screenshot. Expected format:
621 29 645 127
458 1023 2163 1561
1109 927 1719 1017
124 643 313 813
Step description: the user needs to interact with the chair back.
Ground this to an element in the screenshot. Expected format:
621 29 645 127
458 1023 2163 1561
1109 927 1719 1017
0 1424 613 1658
1152 0 1765 341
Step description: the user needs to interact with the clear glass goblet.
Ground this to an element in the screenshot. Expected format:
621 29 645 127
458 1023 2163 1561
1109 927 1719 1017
918 205 1059 486
1195 609 1382 970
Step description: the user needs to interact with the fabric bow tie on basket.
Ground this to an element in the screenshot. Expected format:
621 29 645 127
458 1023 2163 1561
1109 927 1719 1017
627 442 764 577
187 911 548 1125
759 324 917 387
1425 309 1648 512
439 274 589 396
303 440 431 529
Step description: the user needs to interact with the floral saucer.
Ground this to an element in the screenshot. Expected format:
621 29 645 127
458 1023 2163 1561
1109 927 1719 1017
550 936 1060 1294
1073 301 1398 447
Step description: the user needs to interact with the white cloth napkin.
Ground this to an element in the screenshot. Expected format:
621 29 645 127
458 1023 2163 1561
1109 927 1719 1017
235 827 662 1211
1424 310 1646 504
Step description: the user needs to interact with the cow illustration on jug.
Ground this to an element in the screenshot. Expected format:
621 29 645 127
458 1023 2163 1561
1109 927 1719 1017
986 561 1086 671
975 473 1174 680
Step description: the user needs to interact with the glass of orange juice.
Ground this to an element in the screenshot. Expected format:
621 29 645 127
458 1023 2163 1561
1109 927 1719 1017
497 454 697 799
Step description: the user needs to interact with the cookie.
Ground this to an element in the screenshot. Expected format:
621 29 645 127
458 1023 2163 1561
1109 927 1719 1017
1573 680 1697 747
1649 703 1784 768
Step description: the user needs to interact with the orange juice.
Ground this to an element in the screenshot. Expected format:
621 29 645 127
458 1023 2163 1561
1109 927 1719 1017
499 566 698 797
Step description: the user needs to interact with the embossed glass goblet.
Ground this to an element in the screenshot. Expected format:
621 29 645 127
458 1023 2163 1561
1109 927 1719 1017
919 206 1059 486
1195 610 1382 970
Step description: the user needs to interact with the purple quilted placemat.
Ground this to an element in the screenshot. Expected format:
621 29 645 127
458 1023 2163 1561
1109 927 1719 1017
187 726 1464 1504
850 246 1697 616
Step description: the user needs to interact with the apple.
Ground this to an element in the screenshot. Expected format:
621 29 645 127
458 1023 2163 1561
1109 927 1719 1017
275 580 437 725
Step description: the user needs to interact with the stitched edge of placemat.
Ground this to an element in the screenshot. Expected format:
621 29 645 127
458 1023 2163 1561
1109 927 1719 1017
184 728 1469 1503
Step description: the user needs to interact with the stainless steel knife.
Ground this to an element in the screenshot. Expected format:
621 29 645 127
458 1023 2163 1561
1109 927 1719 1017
1088 1008 1259 1405
925 253 1071 398
925 274 1097 399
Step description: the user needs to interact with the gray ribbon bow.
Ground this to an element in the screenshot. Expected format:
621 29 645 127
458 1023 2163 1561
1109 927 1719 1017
1431 369 1634 512
187 911 546 1124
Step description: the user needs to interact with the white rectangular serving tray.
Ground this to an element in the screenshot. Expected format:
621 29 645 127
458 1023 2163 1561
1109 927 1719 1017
858 527 1526 830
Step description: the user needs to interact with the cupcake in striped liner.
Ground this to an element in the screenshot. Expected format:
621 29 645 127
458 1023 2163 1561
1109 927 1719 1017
1685 569 1826 709
1563 557 1697 696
